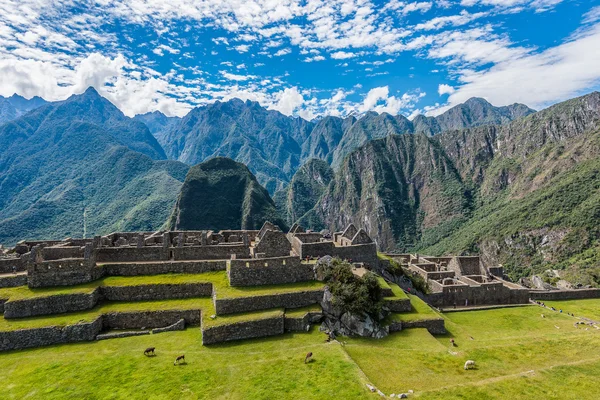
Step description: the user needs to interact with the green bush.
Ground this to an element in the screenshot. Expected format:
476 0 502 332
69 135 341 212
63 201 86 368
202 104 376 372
322 258 383 318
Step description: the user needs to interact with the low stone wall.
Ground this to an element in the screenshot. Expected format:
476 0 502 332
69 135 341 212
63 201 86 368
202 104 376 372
42 246 84 261
297 241 379 267
214 289 324 315
97 330 150 340
427 282 530 308
27 259 104 288
383 298 412 313
0 273 27 288
202 315 284 345
172 244 251 261
102 260 226 276
228 257 314 286
3 288 102 319
102 283 213 301
388 318 446 335
0 317 103 352
152 318 186 334
284 311 323 332
103 309 201 329
96 247 166 262
0 258 25 274
529 289 600 301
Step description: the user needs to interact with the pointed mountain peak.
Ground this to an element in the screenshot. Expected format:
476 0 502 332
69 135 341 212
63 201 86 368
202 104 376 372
464 97 492 107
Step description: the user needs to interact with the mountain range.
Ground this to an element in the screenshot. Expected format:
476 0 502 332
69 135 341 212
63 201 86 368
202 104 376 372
0 94 47 125
146 96 534 192
1 87 598 286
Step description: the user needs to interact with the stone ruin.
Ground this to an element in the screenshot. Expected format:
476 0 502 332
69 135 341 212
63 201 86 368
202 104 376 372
384 254 530 307
0 223 410 352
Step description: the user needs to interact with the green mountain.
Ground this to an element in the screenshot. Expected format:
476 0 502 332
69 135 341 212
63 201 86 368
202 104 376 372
274 158 334 226
133 111 181 144
156 99 314 193
169 157 286 231
289 92 600 286
0 88 186 245
0 94 47 125
151 97 531 194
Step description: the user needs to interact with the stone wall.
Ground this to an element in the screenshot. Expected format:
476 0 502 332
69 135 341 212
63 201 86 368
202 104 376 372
42 246 84 261
284 311 323 332
254 231 292 258
103 309 201 329
388 318 446 335
202 314 284 345
0 317 103 352
0 273 27 288
0 258 25 274
3 289 102 319
228 256 314 286
103 260 226 276
427 282 530 307
171 244 250 260
0 309 201 352
383 298 412 312
96 247 166 262
214 289 324 315
27 259 103 288
296 241 378 267
529 289 600 301
102 283 213 301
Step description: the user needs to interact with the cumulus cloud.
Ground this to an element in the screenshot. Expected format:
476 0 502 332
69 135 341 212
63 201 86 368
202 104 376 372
438 84 455 95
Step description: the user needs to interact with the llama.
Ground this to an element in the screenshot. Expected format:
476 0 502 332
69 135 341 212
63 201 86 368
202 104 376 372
174 355 185 365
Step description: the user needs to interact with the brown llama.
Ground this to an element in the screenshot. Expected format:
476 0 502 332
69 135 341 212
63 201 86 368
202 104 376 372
174 355 185 365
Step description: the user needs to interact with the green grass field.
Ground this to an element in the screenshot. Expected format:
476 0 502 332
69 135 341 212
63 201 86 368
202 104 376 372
2 299 600 399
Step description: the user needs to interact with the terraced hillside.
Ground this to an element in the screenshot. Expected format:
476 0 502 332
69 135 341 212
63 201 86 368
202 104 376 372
0 250 439 351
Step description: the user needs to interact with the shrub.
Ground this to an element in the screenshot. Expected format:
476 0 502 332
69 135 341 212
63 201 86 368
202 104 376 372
322 258 383 318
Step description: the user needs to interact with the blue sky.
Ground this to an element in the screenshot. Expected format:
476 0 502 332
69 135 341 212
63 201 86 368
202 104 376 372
0 1 599 119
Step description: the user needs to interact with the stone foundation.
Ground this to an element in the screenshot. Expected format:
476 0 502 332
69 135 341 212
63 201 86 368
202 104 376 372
214 289 324 315
388 318 446 335
102 283 213 301
202 314 284 345
228 256 314 286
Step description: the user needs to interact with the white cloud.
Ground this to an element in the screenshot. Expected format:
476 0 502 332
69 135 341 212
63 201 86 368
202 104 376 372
583 6 600 24
438 84 455 95
271 86 305 116
274 48 291 57
219 71 257 81
428 22 600 114
234 44 250 53
303 55 326 62
331 51 356 59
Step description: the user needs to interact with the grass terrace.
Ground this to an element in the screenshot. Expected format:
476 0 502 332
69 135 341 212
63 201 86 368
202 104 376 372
0 272 229 302
385 293 441 323
541 298 600 321
203 308 284 328
2 297 600 398
215 280 325 299
0 298 214 332
285 304 322 318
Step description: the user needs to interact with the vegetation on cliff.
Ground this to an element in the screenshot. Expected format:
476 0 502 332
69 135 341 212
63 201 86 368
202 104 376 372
168 157 286 231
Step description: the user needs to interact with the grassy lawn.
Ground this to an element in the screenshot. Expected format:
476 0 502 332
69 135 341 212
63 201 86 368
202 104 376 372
216 280 325 299
0 328 370 400
0 298 214 331
0 272 230 302
385 293 441 322
542 298 600 320
285 304 322 318
2 297 600 398
203 309 283 328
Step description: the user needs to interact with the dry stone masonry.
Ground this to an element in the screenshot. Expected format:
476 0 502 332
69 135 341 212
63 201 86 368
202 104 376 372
3 220 578 352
